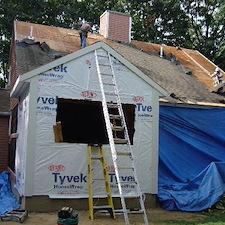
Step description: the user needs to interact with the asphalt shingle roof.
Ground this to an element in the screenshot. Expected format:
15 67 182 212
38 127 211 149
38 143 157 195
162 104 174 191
13 21 225 106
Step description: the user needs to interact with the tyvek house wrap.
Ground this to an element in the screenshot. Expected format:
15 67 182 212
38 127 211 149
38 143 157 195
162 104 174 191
17 49 158 198
15 94 29 195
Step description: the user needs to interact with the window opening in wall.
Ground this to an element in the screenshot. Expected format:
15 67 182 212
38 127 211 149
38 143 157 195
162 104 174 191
8 105 18 172
56 99 135 144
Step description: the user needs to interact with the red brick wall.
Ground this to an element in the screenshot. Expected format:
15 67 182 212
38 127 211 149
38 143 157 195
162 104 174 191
100 11 131 43
9 30 18 92
0 116 9 173
9 25 19 110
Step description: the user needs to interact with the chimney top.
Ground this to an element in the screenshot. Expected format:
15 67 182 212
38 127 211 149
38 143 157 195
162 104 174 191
100 10 132 43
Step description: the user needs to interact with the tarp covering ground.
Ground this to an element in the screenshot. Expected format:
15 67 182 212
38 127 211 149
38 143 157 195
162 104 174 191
158 105 225 211
0 171 19 216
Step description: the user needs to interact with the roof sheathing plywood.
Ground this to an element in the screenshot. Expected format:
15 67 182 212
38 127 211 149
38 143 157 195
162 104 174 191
13 21 225 106
131 41 218 88
15 21 111 54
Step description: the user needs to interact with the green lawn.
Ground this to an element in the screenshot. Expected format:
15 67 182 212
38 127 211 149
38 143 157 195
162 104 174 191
163 211 225 225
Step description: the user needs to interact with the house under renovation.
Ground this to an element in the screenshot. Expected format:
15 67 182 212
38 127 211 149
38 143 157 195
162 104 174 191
7 10 225 215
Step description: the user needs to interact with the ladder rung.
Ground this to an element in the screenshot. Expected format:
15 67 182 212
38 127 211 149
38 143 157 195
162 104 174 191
128 210 144 214
118 167 134 170
96 54 108 58
93 205 113 210
112 126 124 131
91 156 103 160
114 138 128 144
101 73 113 76
99 63 111 67
114 209 144 214
107 103 118 108
103 82 115 86
124 195 142 199
116 151 131 156
93 205 115 219
109 114 121 119
105 92 117 96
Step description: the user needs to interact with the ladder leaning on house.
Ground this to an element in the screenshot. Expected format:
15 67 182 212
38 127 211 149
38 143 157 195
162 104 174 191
94 49 149 225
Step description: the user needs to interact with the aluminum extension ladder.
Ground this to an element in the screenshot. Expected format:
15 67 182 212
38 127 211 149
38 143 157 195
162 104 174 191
87 144 116 220
95 49 149 225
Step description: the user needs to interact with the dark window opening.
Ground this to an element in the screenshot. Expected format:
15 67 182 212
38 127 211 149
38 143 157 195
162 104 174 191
8 105 18 172
56 99 135 144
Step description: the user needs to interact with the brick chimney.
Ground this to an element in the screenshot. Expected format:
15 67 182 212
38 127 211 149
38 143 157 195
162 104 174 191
100 10 131 43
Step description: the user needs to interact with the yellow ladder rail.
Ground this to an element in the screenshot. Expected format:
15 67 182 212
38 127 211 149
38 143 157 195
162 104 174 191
87 144 115 220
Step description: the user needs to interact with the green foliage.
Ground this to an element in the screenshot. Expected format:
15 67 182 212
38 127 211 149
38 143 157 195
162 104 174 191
161 195 225 225
180 0 225 70
0 0 225 87
162 211 225 224
151 0 191 47
0 78 4 88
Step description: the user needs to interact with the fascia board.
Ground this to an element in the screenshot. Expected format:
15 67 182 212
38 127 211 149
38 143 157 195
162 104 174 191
159 98 225 108
17 41 167 97
10 75 30 98
10 76 22 97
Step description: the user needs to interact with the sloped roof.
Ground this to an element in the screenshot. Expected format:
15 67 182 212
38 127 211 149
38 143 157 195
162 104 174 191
13 20 225 106
12 41 167 98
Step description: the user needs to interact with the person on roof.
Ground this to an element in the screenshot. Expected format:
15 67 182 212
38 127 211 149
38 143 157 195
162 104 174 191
211 67 223 86
77 21 83 46
78 22 93 48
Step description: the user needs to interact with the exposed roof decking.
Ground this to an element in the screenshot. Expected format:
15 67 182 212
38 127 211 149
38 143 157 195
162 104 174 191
131 41 219 89
13 21 225 105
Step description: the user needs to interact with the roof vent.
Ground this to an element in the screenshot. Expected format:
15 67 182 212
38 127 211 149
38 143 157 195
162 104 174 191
28 26 34 40
159 45 164 58
99 10 131 43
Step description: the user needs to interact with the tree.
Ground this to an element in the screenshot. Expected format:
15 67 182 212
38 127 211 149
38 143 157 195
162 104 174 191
0 0 225 88
0 0 84 88
151 0 191 47
0 0 126 87
180 0 225 70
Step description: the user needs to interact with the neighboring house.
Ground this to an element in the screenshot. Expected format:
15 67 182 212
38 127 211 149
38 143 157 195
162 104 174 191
7 10 225 211
0 88 10 173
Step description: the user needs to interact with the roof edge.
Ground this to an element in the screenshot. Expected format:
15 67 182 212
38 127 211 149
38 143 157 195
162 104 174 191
159 98 225 108
14 41 167 97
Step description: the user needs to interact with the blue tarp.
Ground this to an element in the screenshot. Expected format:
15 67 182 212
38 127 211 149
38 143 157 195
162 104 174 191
158 106 225 211
0 171 19 216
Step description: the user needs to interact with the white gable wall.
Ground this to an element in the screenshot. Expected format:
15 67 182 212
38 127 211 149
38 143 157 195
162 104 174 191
15 47 162 199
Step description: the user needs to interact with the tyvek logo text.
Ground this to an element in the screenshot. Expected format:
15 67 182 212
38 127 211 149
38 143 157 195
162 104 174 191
52 172 135 184
53 172 87 184
136 103 153 118
39 64 67 83
50 64 68 73
37 96 58 113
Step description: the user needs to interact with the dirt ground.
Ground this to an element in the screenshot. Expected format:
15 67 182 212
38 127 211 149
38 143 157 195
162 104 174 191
1 208 206 225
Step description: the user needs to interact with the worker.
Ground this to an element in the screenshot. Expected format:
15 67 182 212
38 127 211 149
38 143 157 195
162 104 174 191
211 67 223 86
77 21 83 46
78 22 93 48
